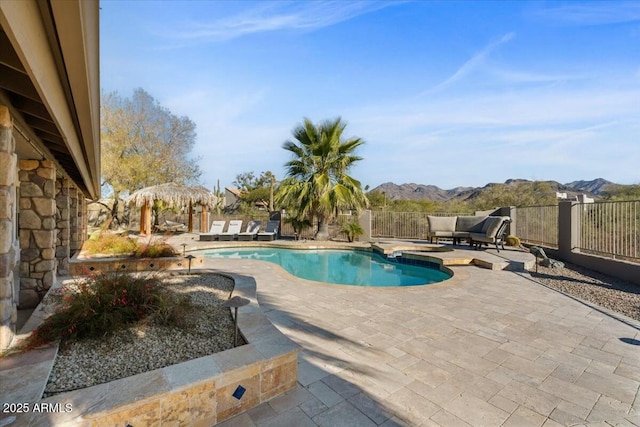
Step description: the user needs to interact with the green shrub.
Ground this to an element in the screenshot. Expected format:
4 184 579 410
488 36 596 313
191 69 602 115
23 272 190 350
340 221 365 242
135 242 177 258
284 216 313 240
151 292 191 327
505 235 521 247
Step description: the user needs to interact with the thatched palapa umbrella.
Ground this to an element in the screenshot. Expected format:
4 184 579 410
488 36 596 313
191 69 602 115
126 183 217 236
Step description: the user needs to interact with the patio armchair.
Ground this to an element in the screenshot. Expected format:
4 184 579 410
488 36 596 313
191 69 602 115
469 217 511 252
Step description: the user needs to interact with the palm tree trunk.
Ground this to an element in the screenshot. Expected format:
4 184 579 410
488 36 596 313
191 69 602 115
316 220 330 241
109 194 120 229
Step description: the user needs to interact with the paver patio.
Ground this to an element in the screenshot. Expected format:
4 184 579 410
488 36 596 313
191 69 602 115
201 244 640 427
2 238 638 426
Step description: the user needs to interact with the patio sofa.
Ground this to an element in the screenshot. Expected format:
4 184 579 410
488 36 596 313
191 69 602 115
427 215 511 252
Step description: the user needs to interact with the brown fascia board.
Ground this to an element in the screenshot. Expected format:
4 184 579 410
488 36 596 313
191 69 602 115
49 0 101 199
0 0 100 199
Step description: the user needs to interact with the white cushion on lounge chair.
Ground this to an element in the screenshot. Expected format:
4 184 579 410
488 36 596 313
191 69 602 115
257 220 279 241
218 220 243 240
199 220 226 241
238 221 261 241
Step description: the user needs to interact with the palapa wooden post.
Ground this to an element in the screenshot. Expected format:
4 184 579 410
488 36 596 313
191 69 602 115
140 201 152 236
200 204 208 233
139 202 146 235
188 202 193 232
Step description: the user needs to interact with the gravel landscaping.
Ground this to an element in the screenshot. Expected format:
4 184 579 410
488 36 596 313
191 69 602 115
43 273 239 397
529 262 640 322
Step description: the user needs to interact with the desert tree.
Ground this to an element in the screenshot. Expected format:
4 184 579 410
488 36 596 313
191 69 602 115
231 171 277 213
100 88 202 225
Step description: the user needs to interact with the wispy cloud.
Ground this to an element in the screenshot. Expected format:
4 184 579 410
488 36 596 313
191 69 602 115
347 81 640 186
484 66 586 85
419 32 515 96
164 87 270 126
162 1 400 43
532 2 640 26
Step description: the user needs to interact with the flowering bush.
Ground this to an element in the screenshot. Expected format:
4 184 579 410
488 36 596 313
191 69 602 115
23 272 189 350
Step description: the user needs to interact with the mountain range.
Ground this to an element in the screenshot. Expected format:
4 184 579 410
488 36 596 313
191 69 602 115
371 178 615 202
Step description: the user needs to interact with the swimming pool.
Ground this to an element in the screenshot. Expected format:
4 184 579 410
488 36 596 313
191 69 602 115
202 247 451 287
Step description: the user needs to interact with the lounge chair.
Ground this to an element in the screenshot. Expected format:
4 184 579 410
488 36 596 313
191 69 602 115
257 220 279 241
218 220 243 241
199 220 226 241
237 220 261 241
157 218 187 232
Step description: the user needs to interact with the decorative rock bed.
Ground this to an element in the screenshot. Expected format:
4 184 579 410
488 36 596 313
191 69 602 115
43 273 239 396
10 270 300 426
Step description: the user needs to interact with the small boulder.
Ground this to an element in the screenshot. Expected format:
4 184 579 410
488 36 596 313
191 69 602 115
529 246 548 259
19 289 41 309
541 258 564 269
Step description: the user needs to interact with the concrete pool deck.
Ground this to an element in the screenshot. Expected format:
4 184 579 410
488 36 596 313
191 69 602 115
2 236 639 426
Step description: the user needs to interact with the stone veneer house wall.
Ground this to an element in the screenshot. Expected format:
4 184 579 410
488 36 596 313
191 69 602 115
0 0 100 350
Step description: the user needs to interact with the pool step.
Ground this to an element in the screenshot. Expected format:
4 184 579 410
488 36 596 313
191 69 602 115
391 248 534 271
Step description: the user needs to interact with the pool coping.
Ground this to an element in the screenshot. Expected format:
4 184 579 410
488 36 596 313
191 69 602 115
188 240 534 273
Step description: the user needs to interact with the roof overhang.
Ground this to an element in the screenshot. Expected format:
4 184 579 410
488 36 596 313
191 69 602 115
0 0 100 199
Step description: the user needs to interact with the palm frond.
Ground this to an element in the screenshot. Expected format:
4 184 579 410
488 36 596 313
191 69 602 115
279 117 368 233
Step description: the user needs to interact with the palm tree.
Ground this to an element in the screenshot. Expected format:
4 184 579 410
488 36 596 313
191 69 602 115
276 117 369 240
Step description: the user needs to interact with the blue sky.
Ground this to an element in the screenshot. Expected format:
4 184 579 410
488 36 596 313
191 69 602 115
100 1 640 190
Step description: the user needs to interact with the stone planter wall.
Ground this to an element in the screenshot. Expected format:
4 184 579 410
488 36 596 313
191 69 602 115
69 254 206 276
34 345 298 426
18 159 57 309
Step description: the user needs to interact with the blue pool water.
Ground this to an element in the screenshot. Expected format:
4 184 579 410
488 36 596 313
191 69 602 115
202 248 451 287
